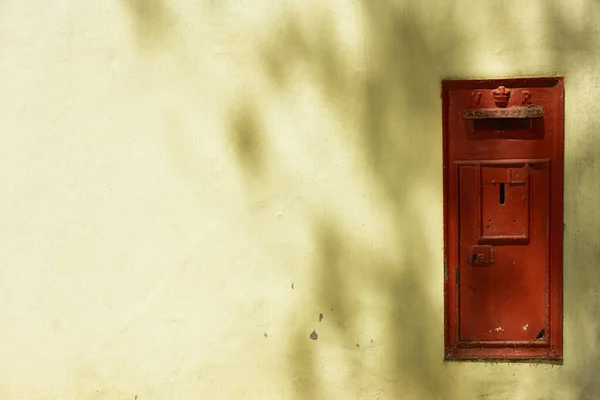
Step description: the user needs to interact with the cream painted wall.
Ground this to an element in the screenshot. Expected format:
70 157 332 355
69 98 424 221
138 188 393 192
0 0 599 398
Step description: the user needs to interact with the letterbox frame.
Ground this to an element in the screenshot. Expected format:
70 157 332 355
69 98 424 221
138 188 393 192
442 77 564 361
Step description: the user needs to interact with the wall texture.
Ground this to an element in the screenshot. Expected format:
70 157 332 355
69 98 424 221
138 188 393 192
0 0 599 398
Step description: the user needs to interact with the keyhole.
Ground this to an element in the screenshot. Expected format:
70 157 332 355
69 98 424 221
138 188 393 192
499 183 506 205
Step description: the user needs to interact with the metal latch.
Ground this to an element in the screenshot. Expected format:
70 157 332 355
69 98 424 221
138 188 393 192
466 245 495 266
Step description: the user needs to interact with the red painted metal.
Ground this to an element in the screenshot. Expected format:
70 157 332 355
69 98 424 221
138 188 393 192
442 78 564 360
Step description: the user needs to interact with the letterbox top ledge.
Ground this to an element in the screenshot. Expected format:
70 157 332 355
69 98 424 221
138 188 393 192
463 105 544 120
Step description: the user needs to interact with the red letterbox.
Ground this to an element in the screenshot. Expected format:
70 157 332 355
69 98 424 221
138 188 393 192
442 78 564 360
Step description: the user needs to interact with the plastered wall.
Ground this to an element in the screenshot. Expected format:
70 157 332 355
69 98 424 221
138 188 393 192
0 0 599 399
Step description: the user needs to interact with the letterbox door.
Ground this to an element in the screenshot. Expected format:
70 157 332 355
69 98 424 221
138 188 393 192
443 78 564 360
459 162 548 342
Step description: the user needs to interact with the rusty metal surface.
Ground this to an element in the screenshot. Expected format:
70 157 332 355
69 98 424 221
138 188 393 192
442 78 564 360
478 165 530 242
464 105 544 119
459 161 547 342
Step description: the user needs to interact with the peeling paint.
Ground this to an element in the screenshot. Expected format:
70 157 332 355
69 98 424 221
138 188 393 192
494 327 504 332
523 324 529 331
276 205 286 218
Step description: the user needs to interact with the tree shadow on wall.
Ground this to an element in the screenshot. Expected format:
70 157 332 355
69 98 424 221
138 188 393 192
121 0 173 49
228 99 267 182
255 2 458 398
563 115 600 399
116 0 600 397
249 1 600 399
